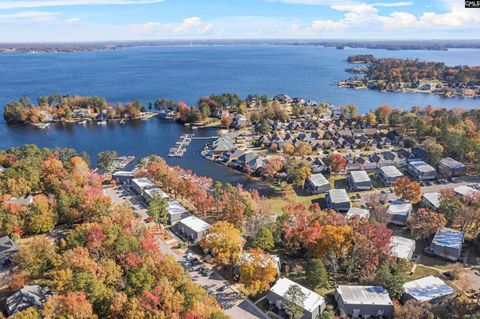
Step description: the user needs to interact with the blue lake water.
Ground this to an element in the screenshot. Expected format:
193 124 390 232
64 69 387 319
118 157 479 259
0 45 479 188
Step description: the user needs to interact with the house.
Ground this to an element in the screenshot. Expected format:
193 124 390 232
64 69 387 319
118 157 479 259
407 161 437 180
430 228 464 261
334 285 394 318
390 236 415 261
453 185 479 199
112 171 134 185
268 278 326 319
176 216 210 243
377 166 404 186
305 173 330 194
411 147 428 161
403 276 456 304
6 285 52 316
326 189 351 212
232 114 248 128
131 177 155 195
422 192 441 211
347 171 372 191
8 195 33 206
0 236 18 265
143 187 169 202
346 207 370 219
437 157 466 177
386 200 412 226
168 200 190 225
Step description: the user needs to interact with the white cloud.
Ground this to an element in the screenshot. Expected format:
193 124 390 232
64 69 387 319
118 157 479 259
0 0 163 10
130 16 215 37
271 0 412 6
66 17 81 24
0 10 58 23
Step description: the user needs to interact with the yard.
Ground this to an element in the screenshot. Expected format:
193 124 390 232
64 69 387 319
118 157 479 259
266 187 325 215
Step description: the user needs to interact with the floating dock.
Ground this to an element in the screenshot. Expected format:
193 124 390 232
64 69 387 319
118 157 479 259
168 134 194 157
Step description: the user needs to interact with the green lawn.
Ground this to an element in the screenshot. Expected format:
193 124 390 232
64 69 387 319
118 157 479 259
409 264 441 281
266 191 325 215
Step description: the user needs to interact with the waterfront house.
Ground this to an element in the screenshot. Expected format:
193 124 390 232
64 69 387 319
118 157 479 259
377 165 404 186
386 200 412 226
422 192 441 211
347 170 372 191
131 177 155 195
390 236 415 261
407 160 437 180
268 278 326 319
334 285 394 318
437 157 466 177
430 228 464 261
346 207 370 219
326 189 351 212
6 285 52 316
176 216 210 243
305 173 330 194
403 276 455 304
168 200 190 225
143 187 169 203
0 236 18 265
112 171 134 185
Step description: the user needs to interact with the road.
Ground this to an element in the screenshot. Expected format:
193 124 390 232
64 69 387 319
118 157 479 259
105 187 269 319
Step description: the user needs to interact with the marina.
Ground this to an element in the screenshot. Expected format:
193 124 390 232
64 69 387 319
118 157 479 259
168 133 194 157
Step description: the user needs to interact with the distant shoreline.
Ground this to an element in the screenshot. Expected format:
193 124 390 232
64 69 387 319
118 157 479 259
2 39 480 54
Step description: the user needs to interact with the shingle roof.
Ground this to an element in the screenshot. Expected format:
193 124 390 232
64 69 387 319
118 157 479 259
336 286 392 306
270 278 325 312
403 276 455 302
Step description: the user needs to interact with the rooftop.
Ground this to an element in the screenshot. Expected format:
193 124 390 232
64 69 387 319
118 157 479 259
308 173 329 187
132 177 155 189
6 285 52 316
409 161 436 173
144 187 169 199
349 170 371 183
327 189 350 204
336 285 392 306
387 200 412 216
454 185 478 198
432 228 464 250
422 192 441 209
9 195 33 206
346 208 370 219
390 236 415 259
168 200 189 215
379 165 403 178
439 157 466 169
178 216 210 233
270 278 325 312
112 170 134 177
403 276 455 302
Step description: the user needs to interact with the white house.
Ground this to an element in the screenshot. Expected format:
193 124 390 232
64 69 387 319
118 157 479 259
390 236 415 261
403 276 455 304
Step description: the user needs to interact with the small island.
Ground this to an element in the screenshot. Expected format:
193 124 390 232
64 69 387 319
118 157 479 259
338 55 480 98
3 94 158 127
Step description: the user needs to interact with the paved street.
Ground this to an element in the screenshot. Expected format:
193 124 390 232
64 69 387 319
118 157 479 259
105 186 268 319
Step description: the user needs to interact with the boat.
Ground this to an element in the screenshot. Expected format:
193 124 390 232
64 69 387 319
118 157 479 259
191 126 198 130
78 120 87 125
120 119 126 124
34 123 50 129
97 120 107 125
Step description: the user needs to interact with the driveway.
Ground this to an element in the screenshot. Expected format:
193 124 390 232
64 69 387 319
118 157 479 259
106 186 269 319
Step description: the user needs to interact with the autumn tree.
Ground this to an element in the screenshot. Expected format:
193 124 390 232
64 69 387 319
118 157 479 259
43 292 98 319
97 150 118 171
375 104 393 124
201 221 244 265
328 153 347 173
14 237 60 276
279 204 317 255
239 248 277 296
286 161 312 188
423 140 444 165
393 177 421 204
10 307 41 319
148 193 169 225
262 156 284 179
283 143 295 156
366 112 377 125
220 114 233 129
295 142 312 156
25 195 57 234
252 227 274 250
408 208 447 239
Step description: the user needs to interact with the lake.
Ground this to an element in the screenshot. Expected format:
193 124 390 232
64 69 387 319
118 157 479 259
0 45 479 188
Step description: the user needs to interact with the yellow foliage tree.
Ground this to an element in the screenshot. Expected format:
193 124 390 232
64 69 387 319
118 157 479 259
239 248 278 296
201 221 244 265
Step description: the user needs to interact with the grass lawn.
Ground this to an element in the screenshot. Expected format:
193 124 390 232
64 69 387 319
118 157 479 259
329 175 347 189
409 264 441 280
266 189 325 215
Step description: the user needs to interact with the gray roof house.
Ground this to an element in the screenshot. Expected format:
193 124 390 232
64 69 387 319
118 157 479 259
168 200 190 225
407 161 437 180
326 189 351 212
377 166 404 186
403 276 456 304
430 228 464 261
131 177 155 195
112 170 134 185
334 285 394 318
0 236 18 264
143 187 169 202
9 195 33 207
347 171 373 191
305 173 330 194
453 185 479 199
386 200 412 226
390 236 415 261
437 157 466 177
346 207 370 219
268 278 326 319
6 285 52 316
422 192 441 211
176 216 210 243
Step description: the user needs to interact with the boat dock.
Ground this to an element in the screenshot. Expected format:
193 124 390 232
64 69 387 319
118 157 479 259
168 134 194 157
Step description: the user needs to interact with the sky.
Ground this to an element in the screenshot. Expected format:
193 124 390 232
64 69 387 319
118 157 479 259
0 0 479 42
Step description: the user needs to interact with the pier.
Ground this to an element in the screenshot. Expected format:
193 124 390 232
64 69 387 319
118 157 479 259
168 134 194 157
